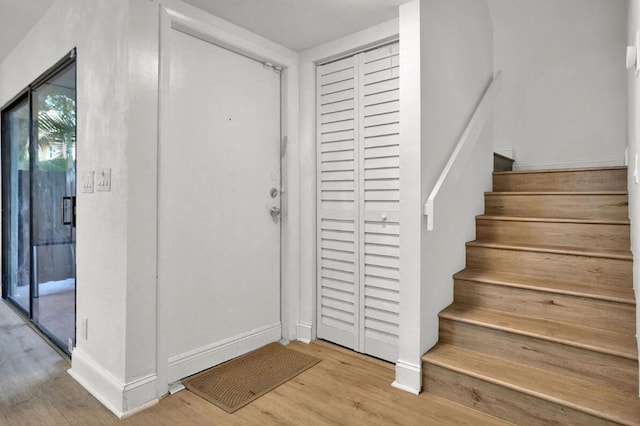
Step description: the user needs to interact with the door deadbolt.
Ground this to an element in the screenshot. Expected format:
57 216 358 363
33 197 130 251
270 187 278 198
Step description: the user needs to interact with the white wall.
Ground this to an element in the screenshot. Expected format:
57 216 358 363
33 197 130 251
418 0 494 357
0 0 165 415
0 0 144 413
394 0 494 394
628 0 640 397
490 0 627 170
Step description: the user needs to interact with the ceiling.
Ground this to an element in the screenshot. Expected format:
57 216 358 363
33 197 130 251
0 0 408 64
181 0 408 51
0 0 56 63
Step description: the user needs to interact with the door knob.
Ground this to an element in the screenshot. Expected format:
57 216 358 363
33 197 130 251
270 206 281 218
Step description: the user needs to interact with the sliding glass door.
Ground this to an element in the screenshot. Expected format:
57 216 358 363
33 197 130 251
2 54 76 355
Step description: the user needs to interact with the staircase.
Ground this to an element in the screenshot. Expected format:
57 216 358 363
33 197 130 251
422 166 640 425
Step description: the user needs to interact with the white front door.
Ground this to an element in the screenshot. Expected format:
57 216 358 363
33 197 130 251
159 29 282 381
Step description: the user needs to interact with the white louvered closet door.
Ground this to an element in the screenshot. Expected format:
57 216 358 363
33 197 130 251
317 42 400 363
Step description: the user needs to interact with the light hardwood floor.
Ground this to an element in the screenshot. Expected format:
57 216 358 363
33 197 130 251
0 300 509 425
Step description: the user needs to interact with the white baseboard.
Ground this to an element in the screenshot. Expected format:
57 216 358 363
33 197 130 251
514 158 624 171
167 322 281 383
68 347 159 419
296 322 313 343
494 146 514 159
391 360 421 395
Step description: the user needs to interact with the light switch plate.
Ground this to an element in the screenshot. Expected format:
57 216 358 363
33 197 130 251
96 168 111 192
81 171 94 193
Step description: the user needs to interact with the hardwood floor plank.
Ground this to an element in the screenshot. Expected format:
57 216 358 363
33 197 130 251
467 240 632 260
440 304 638 360
466 244 632 287
423 344 640 426
453 268 636 304
484 192 628 219
0 301 510 425
476 215 630 250
424 363 613 426
439 318 639 394
492 166 628 192
454 278 636 334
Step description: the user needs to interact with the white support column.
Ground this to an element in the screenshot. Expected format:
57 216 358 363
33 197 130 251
394 0 423 394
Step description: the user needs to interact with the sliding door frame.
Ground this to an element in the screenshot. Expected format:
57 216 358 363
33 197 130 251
1 49 77 355
1 90 29 313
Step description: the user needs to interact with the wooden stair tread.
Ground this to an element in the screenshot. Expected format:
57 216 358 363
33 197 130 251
487 191 627 195
423 344 640 426
467 240 632 260
454 268 636 304
425 166 638 424
493 166 628 175
477 215 630 225
440 304 638 360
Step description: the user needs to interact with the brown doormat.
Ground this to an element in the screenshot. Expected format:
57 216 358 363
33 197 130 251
182 342 321 413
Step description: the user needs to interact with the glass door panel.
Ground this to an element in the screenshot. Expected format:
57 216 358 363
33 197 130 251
31 62 76 350
3 98 31 313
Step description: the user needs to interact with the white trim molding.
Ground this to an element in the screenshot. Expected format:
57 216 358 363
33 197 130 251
167 323 282 383
68 347 159 419
391 360 422 395
296 322 313 343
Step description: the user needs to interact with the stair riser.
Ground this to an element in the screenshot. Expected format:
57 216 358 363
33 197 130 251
454 280 636 334
484 193 628 220
439 319 638 394
466 246 632 287
476 219 630 250
493 168 627 192
423 363 612 426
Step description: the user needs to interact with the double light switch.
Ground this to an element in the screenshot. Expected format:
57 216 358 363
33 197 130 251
81 168 111 193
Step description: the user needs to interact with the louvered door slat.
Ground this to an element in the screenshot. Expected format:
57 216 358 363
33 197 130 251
365 286 400 303
321 129 355 143
321 99 355 114
365 100 399 116
365 243 399 257
321 140 353 153
322 109 355 123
